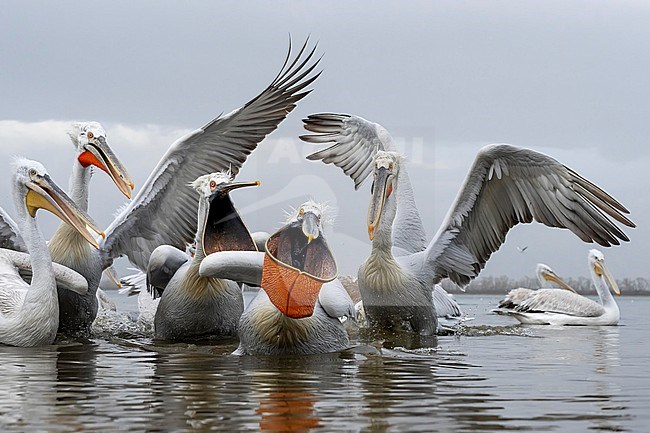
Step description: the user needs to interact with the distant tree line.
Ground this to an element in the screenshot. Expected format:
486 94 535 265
441 275 650 296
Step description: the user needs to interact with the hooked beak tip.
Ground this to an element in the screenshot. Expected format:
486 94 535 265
368 224 375 240
100 231 106 239
255 180 261 187
129 181 135 189
307 234 314 244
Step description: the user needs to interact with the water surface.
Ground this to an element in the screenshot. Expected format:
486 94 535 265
0 294 647 432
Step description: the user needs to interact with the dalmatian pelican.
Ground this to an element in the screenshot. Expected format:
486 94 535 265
199 201 355 355
0 159 102 346
493 250 620 325
47 121 134 335
152 171 259 340
496 263 577 310
300 113 635 335
30 39 320 336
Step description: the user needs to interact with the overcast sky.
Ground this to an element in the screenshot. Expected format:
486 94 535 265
1 1 648 281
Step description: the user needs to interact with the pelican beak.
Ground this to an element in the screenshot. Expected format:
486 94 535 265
218 180 261 194
367 167 393 240
544 271 577 293
301 211 320 244
262 215 337 319
201 180 260 256
78 136 134 199
25 174 103 248
594 259 620 296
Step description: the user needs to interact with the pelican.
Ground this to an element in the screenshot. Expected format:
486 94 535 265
0 159 102 346
39 39 320 336
496 263 576 310
152 171 259 340
493 250 620 325
300 113 635 335
200 201 355 355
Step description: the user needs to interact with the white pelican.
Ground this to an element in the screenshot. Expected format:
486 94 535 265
300 113 635 335
199 201 355 355
493 250 620 325
152 171 259 340
0 159 102 346
40 39 321 336
496 263 576 310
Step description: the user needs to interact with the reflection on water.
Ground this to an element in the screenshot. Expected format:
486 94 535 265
0 295 647 432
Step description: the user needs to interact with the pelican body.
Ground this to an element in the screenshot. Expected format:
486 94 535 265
200 201 355 355
49 122 133 335
153 172 258 340
497 263 577 310
301 113 634 335
0 159 101 346
494 250 620 325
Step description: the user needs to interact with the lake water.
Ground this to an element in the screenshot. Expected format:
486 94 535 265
0 293 648 432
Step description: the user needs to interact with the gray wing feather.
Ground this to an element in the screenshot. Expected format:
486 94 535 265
432 284 462 318
301 113 391 189
301 114 427 254
425 144 634 287
100 39 321 271
517 289 605 317
0 207 27 252
497 288 535 309
318 279 355 319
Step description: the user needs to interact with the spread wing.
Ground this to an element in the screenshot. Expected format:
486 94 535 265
424 144 635 287
301 113 427 254
516 289 605 317
0 207 27 253
100 39 321 271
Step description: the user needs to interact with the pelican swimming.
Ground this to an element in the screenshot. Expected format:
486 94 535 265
493 250 620 325
300 113 635 335
0 159 102 346
199 201 355 355
152 171 259 340
496 263 576 310
32 39 320 336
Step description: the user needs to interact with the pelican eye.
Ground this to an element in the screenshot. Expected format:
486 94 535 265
87 131 94 139
28 168 38 177
209 180 217 190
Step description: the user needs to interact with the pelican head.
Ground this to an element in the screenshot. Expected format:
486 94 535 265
263 200 338 318
68 122 134 199
367 151 401 240
284 200 334 244
13 158 103 248
589 249 620 296
191 171 260 257
536 263 576 292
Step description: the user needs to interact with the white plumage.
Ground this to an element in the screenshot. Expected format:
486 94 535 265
0 160 98 346
494 250 621 325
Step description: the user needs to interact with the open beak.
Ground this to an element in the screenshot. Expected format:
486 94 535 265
367 167 393 240
201 180 260 256
25 174 103 248
594 259 620 296
301 211 320 244
261 216 337 319
544 271 577 293
78 136 134 199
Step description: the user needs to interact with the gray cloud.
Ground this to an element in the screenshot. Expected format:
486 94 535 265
1 1 647 281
